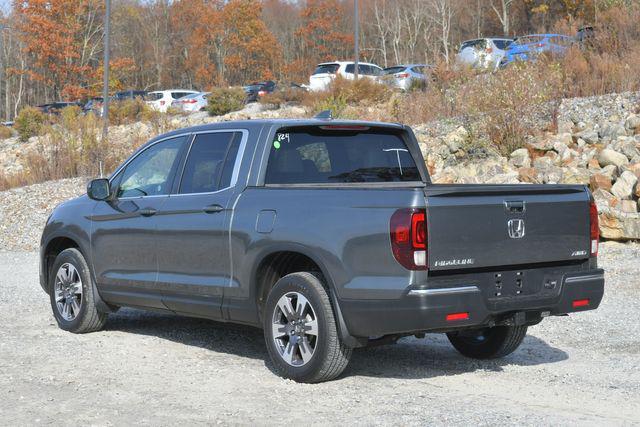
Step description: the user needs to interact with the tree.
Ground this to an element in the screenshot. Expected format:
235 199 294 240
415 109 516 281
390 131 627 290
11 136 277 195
490 0 514 36
14 0 104 99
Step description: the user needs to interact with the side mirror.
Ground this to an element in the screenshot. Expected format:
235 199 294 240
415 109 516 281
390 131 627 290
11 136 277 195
87 178 111 201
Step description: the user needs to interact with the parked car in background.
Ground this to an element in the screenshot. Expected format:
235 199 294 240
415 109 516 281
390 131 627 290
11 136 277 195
36 102 82 115
456 38 514 71
500 34 573 67
171 92 210 113
114 90 147 101
381 64 432 91
146 89 199 112
309 61 383 91
244 81 277 103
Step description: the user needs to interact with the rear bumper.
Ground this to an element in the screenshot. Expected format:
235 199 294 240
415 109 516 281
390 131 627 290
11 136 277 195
339 268 604 337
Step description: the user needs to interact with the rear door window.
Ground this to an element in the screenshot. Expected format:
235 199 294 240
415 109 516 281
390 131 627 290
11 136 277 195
179 132 242 194
265 129 421 184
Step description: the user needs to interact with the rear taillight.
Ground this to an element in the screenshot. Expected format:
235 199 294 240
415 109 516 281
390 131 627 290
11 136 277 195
186 99 197 104
590 200 599 256
396 72 410 78
258 90 267 96
486 47 493 53
390 208 427 270
160 100 165 106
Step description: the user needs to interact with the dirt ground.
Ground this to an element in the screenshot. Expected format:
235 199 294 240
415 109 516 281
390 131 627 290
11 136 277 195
1 243 639 425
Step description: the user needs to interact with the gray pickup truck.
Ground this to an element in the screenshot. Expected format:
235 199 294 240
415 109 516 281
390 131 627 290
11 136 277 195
40 118 604 382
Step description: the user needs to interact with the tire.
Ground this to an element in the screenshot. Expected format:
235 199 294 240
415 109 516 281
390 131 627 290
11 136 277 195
49 248 107 334
446 325 527 359
263 272 352 383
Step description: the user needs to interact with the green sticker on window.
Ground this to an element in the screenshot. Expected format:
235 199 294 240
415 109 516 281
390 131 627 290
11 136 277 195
273 140 281 149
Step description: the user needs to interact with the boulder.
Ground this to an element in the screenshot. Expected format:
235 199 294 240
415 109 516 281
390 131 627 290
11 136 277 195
625 163 640 180
517 167 540 183
620 200 638 213
598 209 640 240
593 188 620 209
443 126 468 153
597 148 629 168
589 174 612 192
561 167 590 185
625 114 640 131
587 158 601 170
611 170 638 200
510 148 530 168
575 129 599 144
612 136 640 160
599 123 627 140
601 164 619 180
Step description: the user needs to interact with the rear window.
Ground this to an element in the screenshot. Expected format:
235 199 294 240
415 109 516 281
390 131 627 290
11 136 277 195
383 66 406 75
265 129 421 184
460 39 485 50
313 64 339 75
493 39 513 50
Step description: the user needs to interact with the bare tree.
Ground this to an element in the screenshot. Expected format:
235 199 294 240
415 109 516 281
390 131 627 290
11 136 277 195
490 0 513 36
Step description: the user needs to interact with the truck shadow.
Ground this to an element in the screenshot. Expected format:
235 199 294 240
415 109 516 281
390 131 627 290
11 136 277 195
105 308 568 381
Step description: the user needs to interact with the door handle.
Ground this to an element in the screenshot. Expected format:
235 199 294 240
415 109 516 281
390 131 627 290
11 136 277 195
139 207 157 217
504 200 525 214
203 204 224 214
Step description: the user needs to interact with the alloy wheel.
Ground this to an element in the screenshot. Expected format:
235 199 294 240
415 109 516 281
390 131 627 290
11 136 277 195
271 292 319 367
54 263 83 321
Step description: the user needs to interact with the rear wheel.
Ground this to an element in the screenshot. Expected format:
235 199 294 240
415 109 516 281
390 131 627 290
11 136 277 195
263 272 351 383
49 248 107 333
446 325 527 359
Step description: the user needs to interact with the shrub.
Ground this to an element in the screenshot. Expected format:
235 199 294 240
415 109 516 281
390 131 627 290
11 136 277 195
304 76 392 117
14 107 46 142
207 87 246 116
109 98 157 125
0 125 13 140
259 87 306 107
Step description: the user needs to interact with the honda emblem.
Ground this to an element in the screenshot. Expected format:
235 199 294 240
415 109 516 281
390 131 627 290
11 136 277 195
507 219 525 239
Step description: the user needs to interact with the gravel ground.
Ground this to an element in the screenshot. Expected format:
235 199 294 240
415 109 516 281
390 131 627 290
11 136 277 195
0 243 639 425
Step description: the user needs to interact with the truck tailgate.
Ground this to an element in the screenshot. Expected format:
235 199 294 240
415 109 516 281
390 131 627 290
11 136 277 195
425 184 591 271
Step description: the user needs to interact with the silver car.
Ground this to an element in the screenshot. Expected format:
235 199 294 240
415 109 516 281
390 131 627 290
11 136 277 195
381 64 432 91
456 38 514 71
170 92 210 113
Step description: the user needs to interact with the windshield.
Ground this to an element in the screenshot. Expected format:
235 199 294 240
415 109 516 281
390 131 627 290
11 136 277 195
265 128 421 184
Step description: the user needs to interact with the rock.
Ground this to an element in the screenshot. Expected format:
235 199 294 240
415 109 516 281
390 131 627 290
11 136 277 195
593 188 620 209
611 170 638 200
575 129 599 144
589 174 612 192
612 136 640 160
533 156 553 172
620 200 638 213
587 158 601 170
561 167 590 185
624 163 640 179
625 114 640 131
599 123 627 140
543 166 564 184
509 148 530 168
518 167 540 183
597 148 629 168
553 140 568 155
555 132 573 147
576 137 586 148
443 126 468 153
601 164 619 180
528 137 555 151
598 209 640 240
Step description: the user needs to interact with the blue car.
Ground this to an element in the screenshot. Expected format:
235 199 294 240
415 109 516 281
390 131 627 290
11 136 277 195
501 34 574 67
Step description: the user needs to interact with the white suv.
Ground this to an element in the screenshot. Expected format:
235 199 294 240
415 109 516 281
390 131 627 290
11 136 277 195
309 61 383 92
146 89 199 112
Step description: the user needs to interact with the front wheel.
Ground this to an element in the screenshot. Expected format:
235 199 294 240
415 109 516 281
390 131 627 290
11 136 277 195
446 325 527 359
263 272 351 383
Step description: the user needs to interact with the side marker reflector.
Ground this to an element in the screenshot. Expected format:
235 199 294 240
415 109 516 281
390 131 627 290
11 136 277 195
446 312 469 321
572 299 590 308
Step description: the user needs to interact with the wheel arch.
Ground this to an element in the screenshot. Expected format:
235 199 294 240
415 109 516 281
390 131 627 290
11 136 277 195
251 244 366 348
